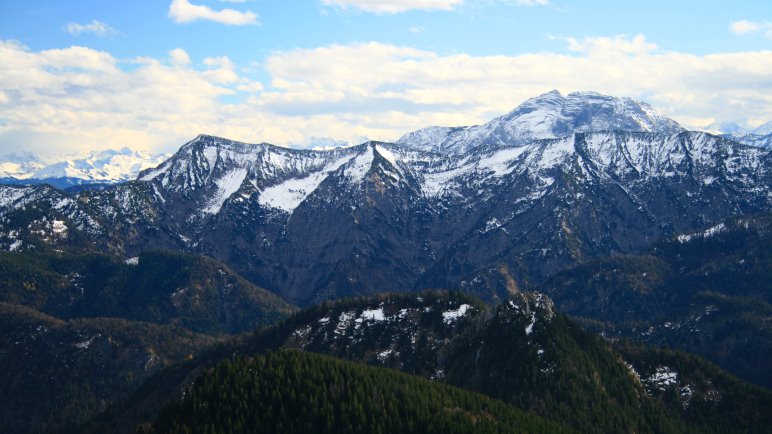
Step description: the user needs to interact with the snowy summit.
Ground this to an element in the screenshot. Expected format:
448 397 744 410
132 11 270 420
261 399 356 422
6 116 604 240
397 90 684 154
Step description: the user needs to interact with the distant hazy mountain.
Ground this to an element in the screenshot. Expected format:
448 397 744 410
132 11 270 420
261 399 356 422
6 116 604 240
0 148 169 188
703 121 747 135
701 121 772 149
397 90 684 154
0 152 47 179
702 120 772 136
753 120 772 135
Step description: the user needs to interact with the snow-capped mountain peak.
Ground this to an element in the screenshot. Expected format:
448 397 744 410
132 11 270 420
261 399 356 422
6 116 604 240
397 90 684 154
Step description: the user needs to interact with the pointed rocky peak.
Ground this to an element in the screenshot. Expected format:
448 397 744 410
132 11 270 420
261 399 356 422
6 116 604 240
338 142 374 182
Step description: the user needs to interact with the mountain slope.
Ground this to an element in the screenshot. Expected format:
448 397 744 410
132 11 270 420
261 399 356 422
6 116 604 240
0 302 216 434
278 292 757 433
397 90 684 154
614 341 772 434
0 250 297 335
540 213 772 387
143 350 573 434
92 292 772 434
0 248 296 434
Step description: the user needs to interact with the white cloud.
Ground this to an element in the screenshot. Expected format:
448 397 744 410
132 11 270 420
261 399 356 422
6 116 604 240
169 48 191 66
168 0 259 25
1 36 771 156
730 20 772 39
236 81 264 93
409 26 426 33
64 20 118 37
202 56 240 83
0 41 251 154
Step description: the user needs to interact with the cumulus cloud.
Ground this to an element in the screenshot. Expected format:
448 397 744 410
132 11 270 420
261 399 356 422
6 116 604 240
258 36 772 129
0 41 246 154
168 0 259 25
169 48 191 66
64 20 118 37
730 20 772 38
1 35 771 156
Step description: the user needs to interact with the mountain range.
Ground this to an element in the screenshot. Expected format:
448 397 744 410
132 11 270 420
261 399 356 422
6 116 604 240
3 91 768 189
1 92 769 306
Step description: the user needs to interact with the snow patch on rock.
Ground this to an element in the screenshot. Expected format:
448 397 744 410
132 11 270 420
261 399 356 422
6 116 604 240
203 168 248 214
442 304 472 324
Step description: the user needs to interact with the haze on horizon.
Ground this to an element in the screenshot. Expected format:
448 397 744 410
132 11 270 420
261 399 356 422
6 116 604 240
0 0 770 156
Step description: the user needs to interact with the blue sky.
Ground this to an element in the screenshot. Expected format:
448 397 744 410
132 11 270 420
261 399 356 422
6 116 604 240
0 0 770 155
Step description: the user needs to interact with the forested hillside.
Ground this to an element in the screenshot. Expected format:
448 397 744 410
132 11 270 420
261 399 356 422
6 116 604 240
142 350 574 434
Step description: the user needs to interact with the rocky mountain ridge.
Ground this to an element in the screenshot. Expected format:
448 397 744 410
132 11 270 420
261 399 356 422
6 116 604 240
1 128 769 305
